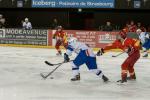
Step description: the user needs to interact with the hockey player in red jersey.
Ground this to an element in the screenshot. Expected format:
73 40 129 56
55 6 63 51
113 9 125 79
53 26 68 55
97 29 141 83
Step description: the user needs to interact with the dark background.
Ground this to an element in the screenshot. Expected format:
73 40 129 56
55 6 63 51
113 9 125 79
115 0 150 9
0 0 150 30
0 0 31 8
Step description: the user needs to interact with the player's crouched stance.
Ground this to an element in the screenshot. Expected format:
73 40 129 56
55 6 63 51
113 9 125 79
97 30 140 83
63 37 109 82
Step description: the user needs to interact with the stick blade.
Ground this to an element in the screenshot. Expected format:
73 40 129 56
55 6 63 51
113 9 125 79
45 61 54 66
112 55 116 57
40 73 46 79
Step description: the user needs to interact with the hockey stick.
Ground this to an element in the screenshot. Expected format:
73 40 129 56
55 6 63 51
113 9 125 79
45 60 73 66
40 63 63 79
112 52 125 57
41 60 73 79
45 61 62 66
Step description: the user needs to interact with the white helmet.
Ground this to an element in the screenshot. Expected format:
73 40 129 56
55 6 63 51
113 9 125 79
136 29 142 33
0 14 2 18
25 18 29 22
68 37 78 46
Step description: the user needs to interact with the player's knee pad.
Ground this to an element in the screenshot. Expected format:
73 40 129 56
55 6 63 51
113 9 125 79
128 67 134 72
121 63 128 70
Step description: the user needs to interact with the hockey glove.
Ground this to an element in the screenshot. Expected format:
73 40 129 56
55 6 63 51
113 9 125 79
97 48 104 56
53 35 56 39
64 53 70 62
124 47 135 55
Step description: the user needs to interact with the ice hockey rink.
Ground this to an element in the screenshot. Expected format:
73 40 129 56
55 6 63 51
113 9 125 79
0 46 150 100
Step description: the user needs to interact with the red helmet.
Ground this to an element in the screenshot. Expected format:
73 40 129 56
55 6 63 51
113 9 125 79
119 30 127 39
56 26 63 32
122 28 128 33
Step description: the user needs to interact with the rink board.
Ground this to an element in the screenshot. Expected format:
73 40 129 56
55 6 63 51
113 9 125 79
0 28 149 52
0 28 119 48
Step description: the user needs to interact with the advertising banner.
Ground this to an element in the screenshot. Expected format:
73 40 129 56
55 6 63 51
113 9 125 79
0 29 48 46
0 29 5 38
0 29 120 48
50 30 118 48
96 31 118 48
76 31 96 47
32 0 115 8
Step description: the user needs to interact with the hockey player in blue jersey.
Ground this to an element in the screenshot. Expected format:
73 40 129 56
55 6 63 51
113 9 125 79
136 29 150 57
63 37 109 82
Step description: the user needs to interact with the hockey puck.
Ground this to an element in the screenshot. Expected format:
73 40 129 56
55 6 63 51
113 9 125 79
50 77 54 79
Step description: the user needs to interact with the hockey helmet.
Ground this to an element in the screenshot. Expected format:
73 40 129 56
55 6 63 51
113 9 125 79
122 28 128 33
119 30 127 39
56 26 62 31
68 37 78 45
136 29 142 34
25 18 29 21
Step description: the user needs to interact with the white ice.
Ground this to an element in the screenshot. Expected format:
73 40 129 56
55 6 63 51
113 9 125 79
0 46 150 100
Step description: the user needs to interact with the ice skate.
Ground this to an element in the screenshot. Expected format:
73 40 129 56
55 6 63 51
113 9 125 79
102 75 109 82
71 74 80 81
56 51 62 56
143 53 148 57
127 73 136 80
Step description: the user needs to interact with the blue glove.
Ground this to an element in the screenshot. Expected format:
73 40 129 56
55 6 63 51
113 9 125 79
64 53 70 62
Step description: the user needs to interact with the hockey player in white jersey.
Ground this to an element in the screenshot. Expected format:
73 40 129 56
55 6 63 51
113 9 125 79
22 18 32 30
136 29 150 57
63 37 109 82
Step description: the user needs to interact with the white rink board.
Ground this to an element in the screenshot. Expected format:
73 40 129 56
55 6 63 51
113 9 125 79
0 46 150 100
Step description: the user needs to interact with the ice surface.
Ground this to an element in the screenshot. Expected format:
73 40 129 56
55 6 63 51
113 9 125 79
0 46 150 100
